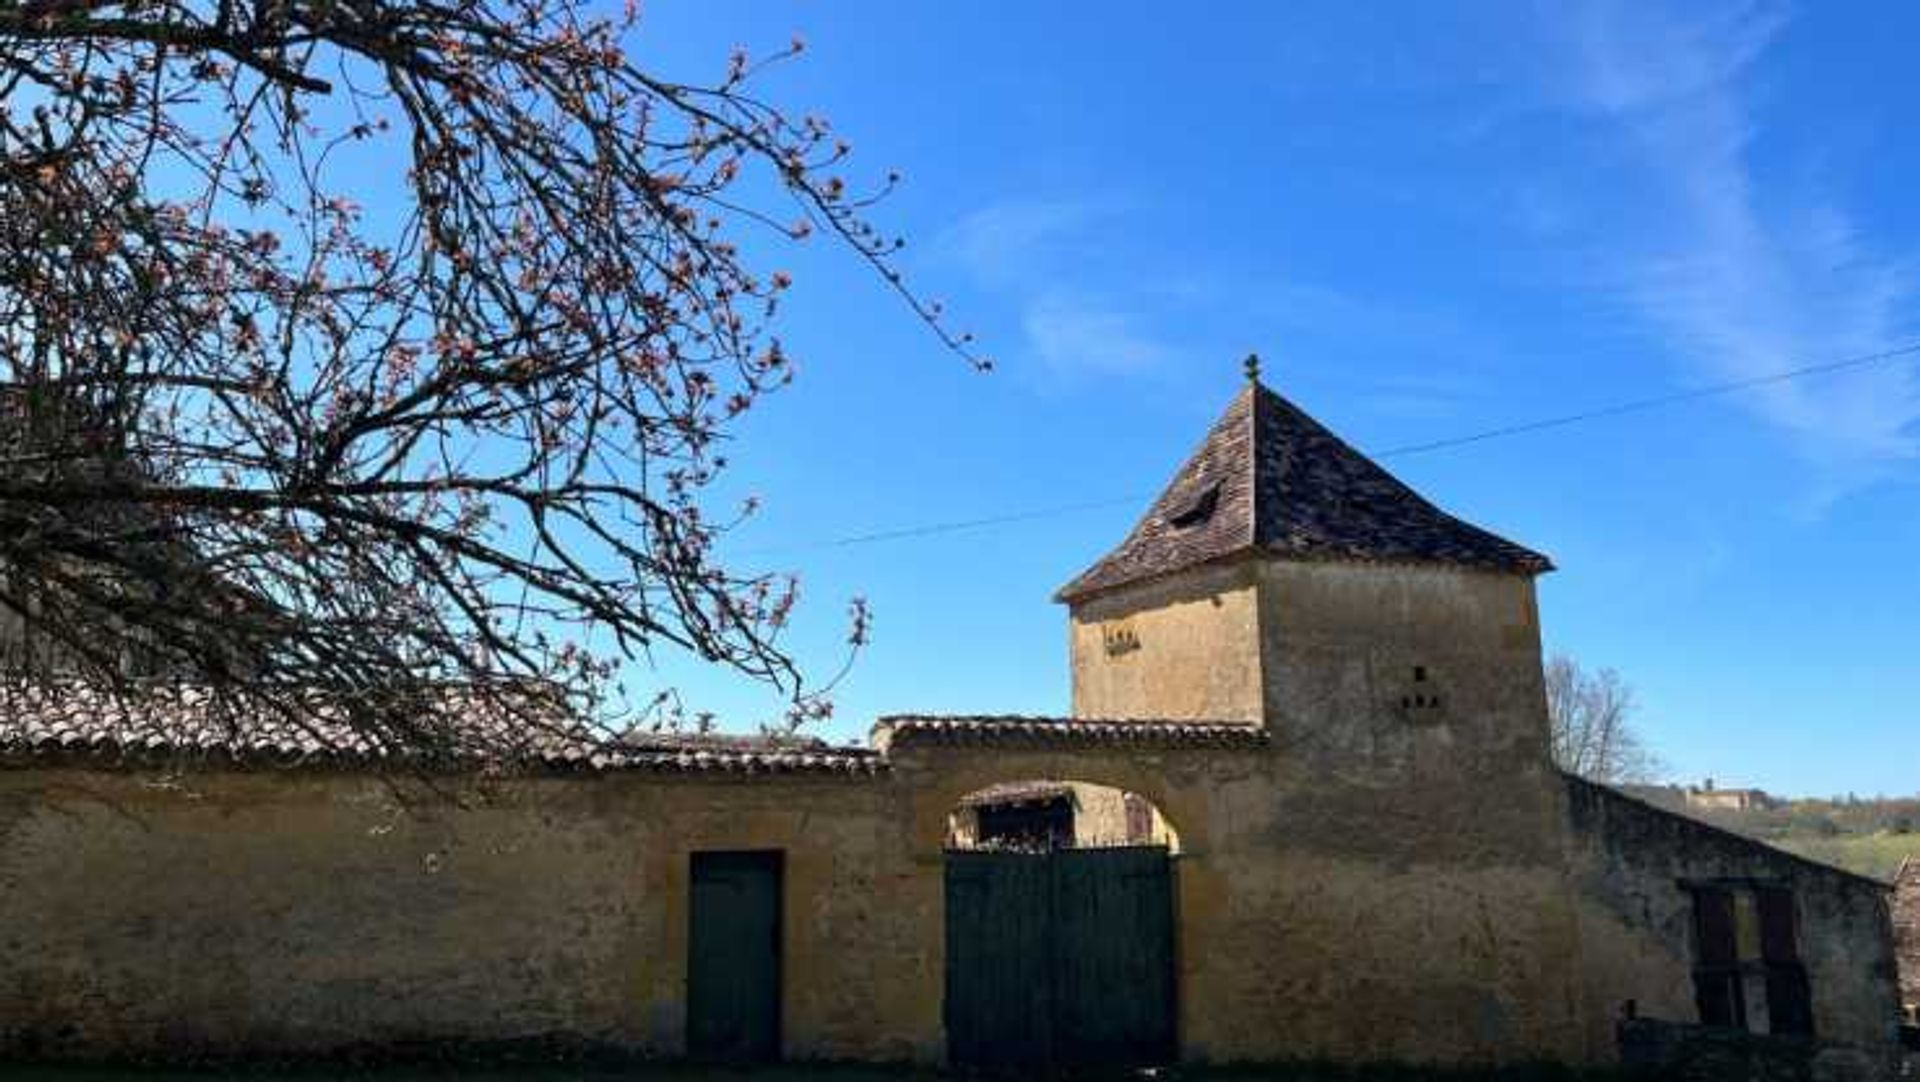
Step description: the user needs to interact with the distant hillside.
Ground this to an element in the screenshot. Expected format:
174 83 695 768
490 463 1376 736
1623 789 1920 882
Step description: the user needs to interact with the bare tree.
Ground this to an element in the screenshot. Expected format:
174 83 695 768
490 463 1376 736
0 1 978 754
1545 653 1664 784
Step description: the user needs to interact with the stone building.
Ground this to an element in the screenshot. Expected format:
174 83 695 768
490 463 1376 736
1617 782 1782 815
1684 782 1781 813
1897 859 1919 1018
0 371 1903 1069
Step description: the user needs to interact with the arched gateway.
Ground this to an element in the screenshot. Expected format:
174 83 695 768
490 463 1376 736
871 714 1263 1068
943 778 1180 1068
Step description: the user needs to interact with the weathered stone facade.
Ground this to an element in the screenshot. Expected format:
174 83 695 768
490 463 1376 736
1895 860 1919 1010
0 725 1608 1065
0 375 1902 1067
1565 777 1900 1051
1069 560 1264 724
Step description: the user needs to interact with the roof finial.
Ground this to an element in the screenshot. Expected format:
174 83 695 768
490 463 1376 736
1243 352 1262 384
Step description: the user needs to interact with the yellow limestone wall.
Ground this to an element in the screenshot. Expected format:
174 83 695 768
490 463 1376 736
0 733 1603 1067
1068 560 1264 723
891 743 1599 1065
1061 557 1604 1061
0 560 1899 1065
0 768 933 1063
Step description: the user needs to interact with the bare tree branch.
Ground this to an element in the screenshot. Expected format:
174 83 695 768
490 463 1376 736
1545 653 1665 785
0 0 976 753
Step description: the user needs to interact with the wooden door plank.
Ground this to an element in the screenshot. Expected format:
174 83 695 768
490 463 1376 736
1052 847 1177 1066
945 850 1053 1068
688 851 782 1061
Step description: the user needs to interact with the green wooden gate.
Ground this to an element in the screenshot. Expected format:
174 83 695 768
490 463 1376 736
687 851 782 1061
945 845 1176 1068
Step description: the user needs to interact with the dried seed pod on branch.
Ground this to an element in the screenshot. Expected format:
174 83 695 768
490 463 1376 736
0 0 979 759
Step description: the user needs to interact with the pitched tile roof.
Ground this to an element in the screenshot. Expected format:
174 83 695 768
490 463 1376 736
873 714 1268 751
0 681 885 776
1896 858 1919 1006
1055 380 1553 602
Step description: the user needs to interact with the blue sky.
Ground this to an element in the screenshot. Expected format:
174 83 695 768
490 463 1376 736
624 1 1919 797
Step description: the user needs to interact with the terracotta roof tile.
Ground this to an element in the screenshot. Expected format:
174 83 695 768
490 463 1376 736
1056 381 1552 602
873 714 1268 751
0 681 885 776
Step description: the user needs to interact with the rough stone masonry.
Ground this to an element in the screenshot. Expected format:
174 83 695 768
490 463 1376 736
0 372 1904 1067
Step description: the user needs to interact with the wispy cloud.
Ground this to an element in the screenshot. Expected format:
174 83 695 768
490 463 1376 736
1022 292 1174 375
936 196 1183 378
938 196 1502 397
1558 1 1920 465
938 199 1113 287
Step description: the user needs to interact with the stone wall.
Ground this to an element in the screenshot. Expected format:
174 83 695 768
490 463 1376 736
1067 560 1264 723
0 729 1902 1067
1256 561 1553 788
885 739 1598 1065
1063 781 1172 848
1079 559 1572 880
0 765 930 1063
1895 859 1918 1008
1563 776 1902 1053
1617 1017 1900 1082
0 734 1607 1068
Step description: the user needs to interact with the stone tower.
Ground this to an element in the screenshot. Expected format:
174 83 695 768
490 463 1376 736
1056 364 1557 781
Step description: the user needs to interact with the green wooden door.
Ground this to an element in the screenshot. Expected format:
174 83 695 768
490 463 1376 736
944 849 1052 1067
944 845 1175 1068
1053 846 1177 1065
688 851 782 1061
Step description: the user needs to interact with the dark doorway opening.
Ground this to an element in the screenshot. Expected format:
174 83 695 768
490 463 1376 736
949 780 1176 852
687 850 782 1061
976 794 1074 850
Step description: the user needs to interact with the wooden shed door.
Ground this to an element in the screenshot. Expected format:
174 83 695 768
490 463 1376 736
688 851 782 1061
945 846 1175 1068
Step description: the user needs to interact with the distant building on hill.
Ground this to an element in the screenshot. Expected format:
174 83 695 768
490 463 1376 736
1685 778 1782 813
1625 780 1783 814
1616 780 1781 815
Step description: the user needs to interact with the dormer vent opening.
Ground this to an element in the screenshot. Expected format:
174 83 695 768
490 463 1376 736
1164 484 1220 529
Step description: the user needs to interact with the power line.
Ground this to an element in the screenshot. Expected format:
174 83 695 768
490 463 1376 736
1369 340 1920 459
741 340 1920 555
733 494 1149 557
793 495 1147 551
